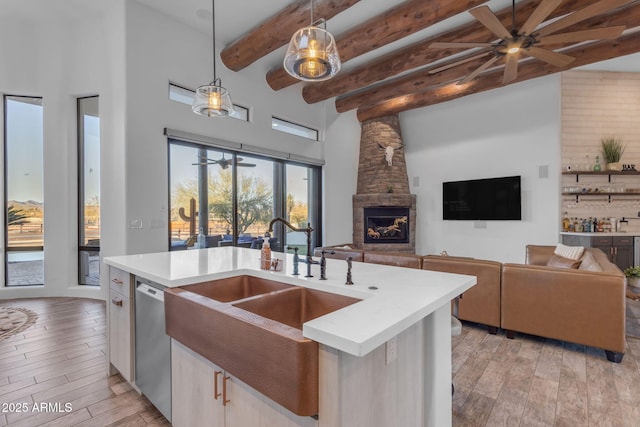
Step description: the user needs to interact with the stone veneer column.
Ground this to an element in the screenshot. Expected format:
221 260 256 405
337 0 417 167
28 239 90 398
353 114 416 252
357 114 410 195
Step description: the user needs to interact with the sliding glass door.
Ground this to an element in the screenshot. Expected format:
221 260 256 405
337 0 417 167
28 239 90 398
4 95 44 286
168 139 321 253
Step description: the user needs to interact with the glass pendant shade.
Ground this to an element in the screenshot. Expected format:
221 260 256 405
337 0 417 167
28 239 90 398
192 80 234 117
283 25 341 81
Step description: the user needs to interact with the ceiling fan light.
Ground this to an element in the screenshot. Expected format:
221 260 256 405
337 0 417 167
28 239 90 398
284 25 341 81
507 46 520 54
192 80 234 117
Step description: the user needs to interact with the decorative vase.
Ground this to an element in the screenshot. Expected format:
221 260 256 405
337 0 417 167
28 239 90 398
607 162 622 171
627 277 640 290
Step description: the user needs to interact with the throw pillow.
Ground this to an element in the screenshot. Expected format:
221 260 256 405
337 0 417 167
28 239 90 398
554 243 584 261
578 251 604 272
547 254 582 269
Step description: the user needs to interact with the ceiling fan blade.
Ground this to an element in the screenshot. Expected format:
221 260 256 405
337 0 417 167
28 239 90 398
430 42 494 49
459 55 500 85
537 0 631 37
428 51 491 74
503 53 519 84
469 6 512 40
537 26 626 46
520 0 563 35
525 46 575 67
237 163 257 167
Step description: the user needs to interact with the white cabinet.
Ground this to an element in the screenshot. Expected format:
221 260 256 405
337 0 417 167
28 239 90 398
108 267 134 381
172 340 318 427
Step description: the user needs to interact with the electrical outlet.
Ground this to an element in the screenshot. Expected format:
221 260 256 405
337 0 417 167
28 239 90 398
385 336 397 365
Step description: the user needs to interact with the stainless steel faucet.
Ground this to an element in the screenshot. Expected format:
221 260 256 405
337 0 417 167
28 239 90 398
269 217 318 278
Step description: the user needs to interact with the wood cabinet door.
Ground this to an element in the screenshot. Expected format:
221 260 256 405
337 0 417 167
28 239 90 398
108 288 132 381
614 244 634 271
172 340 225 427
224 374 318 427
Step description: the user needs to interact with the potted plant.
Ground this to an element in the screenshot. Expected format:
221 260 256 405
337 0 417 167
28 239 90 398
601 137 625 171
624 266 640 290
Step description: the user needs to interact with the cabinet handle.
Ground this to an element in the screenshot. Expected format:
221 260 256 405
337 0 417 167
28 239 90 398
111 278 124 285
214 371 222 400
222 375 231 406
111 298 123 307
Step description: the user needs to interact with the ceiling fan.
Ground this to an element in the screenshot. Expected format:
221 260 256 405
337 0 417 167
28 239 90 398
429 0 627 85
192 154 256 169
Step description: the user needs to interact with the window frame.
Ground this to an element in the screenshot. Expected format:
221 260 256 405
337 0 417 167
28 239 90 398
167 138 322 253
3 94 45 287
77 95 100 286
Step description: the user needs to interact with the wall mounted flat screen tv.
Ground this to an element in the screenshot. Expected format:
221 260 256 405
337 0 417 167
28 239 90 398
443 175 521 220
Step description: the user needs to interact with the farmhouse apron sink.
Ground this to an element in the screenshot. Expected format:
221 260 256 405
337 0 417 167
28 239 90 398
164 275 361 416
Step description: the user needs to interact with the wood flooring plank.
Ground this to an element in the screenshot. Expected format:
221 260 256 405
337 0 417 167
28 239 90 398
534 339 564 382
36 408 93 427
452 391 495 426
0 376 68 407
555 347 588 426
520 376 559 426
78 395 151 427
31 371 107 403
585 349 623 416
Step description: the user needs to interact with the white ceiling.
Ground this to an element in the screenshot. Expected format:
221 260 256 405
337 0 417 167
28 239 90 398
2 1 637 95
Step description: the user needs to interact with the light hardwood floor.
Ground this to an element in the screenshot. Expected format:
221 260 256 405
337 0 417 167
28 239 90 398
0 297 169 427
2 297 640 426
452 320 640 426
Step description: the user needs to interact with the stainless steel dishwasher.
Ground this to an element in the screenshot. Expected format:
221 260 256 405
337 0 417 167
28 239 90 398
135 277 171 422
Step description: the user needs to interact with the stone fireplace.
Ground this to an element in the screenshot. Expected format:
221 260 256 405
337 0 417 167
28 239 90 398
353 114 416 253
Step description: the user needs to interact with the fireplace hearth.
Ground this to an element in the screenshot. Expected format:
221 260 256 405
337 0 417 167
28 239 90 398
364 207 409 244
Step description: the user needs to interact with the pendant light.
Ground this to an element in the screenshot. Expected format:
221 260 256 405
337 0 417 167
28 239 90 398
283 0 341 82
192 0 234 117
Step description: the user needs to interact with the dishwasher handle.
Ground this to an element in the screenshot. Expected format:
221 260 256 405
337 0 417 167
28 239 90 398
136 283 165 302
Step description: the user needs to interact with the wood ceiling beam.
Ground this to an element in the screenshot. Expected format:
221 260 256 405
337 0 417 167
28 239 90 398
356 31 640 122
220 0 361 72
302 0 606 104
265 0 485 91
337 1 640 113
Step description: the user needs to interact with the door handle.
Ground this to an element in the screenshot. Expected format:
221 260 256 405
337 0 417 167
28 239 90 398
111 278 123 285
214 371 222 400
222 375 231 406
111 298 123 307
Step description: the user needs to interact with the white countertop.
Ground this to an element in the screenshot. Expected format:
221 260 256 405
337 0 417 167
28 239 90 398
560 232 638 236
104 247 476 357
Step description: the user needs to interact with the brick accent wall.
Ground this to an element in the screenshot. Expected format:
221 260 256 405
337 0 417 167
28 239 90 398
357 114 410 195
561 70 640 231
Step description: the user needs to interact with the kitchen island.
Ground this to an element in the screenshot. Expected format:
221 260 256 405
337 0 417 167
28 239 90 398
104 247 476 427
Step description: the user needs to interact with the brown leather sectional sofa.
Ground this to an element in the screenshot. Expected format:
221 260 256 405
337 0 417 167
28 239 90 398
314 244 626 362
502 245 625 363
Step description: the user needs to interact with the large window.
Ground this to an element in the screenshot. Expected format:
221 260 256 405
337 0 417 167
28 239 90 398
168 139 321 255
4 95 44 286
78 96 100 286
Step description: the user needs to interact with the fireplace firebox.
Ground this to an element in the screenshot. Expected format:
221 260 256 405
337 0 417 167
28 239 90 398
363 207 410 244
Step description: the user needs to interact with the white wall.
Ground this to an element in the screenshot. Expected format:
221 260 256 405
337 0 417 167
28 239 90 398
123 1 329 255
323 110 360 246
0 2 125 300
401 76 562 262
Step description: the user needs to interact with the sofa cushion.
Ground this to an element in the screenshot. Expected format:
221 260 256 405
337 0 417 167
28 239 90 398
578 251 604 272
546 254 582 269
554 243 585 261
